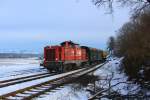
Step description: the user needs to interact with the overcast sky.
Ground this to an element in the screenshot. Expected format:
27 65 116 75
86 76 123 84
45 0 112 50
0 0 130 53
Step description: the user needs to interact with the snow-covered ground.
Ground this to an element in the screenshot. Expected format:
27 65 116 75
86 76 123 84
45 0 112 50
0 58 46 78
94 57 140 95
0 68 85 96
35 58 142 100
35 85 88 100
0 57 143 100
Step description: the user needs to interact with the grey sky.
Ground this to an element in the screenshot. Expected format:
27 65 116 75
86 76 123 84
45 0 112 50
0 0 130 53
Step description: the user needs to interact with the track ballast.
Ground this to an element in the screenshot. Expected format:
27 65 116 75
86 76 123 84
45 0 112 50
0 62 107 100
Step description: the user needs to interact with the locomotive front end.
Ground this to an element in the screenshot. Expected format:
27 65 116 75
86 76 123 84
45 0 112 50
43 46 63 72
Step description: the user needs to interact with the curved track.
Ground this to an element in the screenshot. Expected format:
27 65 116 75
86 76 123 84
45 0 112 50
0 62 107 100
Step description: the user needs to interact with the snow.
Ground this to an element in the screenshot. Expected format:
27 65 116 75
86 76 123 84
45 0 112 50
0 58 39 65
36 85 88 100
0 71 48 82
0 58 46 78
94 57 140 95
0 57 144 100
0 67 85 95
36 58 142 100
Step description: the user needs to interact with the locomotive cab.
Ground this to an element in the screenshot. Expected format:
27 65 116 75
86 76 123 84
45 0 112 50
43 46 63 72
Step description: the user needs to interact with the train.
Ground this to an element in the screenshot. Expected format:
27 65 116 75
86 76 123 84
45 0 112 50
42 41 107 73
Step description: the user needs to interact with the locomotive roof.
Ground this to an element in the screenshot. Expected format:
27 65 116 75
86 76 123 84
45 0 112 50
60 41 79 46
81 46 103 51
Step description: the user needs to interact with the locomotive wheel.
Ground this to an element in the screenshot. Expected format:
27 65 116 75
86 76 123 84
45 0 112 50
67 64 72 71
63 64 72 72
63 65 68 72
72 64 76 70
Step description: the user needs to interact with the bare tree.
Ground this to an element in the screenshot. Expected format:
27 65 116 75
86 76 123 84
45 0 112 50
92 0 150 15
114 9 150 83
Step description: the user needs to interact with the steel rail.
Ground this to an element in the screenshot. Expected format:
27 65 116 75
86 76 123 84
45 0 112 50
0 62 107 100
0 67 87 100
0 72 55 88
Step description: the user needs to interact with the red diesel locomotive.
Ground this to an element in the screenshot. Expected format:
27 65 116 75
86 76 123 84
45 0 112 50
42 41 106 72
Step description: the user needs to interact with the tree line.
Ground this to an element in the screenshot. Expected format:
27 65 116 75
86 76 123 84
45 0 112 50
91 0 150 86
107 8 150 86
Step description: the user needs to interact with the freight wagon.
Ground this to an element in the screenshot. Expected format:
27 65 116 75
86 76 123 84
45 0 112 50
81 46 104 64
42 41 107 73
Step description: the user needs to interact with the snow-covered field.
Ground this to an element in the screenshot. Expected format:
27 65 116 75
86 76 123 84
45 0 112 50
0 58 46 78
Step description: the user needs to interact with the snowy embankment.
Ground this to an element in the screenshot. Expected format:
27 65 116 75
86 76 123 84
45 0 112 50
94 57 140 95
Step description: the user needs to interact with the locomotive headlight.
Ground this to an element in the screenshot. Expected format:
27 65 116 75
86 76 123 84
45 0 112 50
56 58 58 60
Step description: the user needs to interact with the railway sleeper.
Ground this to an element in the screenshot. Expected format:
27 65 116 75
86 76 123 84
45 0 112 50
30 88 43 91
15 94 31 97
41 85 51 88
6 96 23 100
36 86 50 90
29 90 43 93
22 88 56 100
24 91 38 94
43 83 52 86
32 88 46 92
48 90 58 92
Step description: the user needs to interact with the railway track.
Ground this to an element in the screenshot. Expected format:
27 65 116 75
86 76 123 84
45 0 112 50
0 72 55 88
0 62 107 100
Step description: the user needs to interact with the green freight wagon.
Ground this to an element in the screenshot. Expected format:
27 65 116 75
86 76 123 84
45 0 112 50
81 46 104 64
